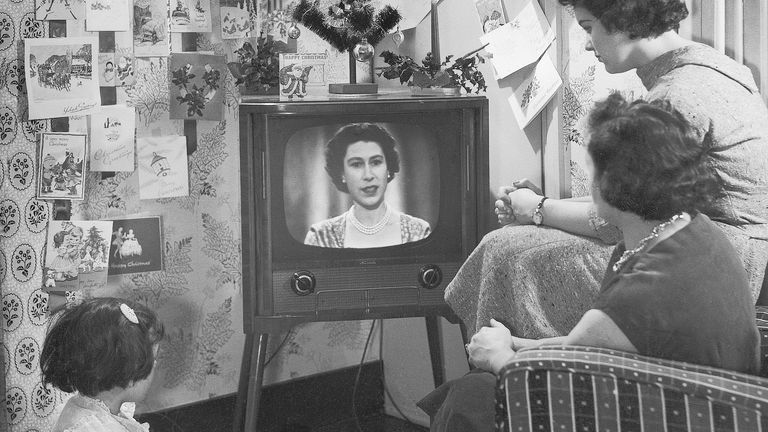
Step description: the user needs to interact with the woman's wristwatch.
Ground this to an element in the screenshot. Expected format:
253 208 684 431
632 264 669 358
532 196 549 226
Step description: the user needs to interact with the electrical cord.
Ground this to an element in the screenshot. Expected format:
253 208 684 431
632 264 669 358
378 319 420 427
352 319 378 432
264 329 293 367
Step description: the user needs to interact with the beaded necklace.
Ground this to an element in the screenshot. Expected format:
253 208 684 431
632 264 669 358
347 204 391 235
612 212 688 272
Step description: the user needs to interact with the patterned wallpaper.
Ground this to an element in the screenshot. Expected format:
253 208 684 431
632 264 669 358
0 1 376 431
0 3 649 431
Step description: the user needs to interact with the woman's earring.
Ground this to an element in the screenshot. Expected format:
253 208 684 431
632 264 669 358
341 177 346 183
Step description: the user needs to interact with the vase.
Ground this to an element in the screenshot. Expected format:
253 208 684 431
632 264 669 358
409 86 462 97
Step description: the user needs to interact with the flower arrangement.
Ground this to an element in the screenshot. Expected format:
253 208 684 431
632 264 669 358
226 35 285 94
171 63 221 117
377 50 487 94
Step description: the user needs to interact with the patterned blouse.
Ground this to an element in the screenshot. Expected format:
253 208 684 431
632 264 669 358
52 394 149 432
304 210 431 248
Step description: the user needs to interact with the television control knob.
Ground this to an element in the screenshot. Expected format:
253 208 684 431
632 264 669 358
290 270 316 296
418 265 442 289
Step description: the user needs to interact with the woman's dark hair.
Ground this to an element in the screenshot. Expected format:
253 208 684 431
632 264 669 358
558 0 688 38
587 93 722 221
325 123 400 193
40 297 164 397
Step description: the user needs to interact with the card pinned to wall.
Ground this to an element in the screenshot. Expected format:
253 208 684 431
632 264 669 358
36 0 87 20
115 54 137 86
221 6 251 39
479 0 554 79
474 0 506 34
507 55 562 129
169 53 226 120
134 0 170 57
90 104 136 172
170 0 213 33
86 0 130 31
278 52 328 100
43 220 113 292
25 37 101 120
98 52 116 87
108 216 163 275
137 136 189 200
37 132 88 201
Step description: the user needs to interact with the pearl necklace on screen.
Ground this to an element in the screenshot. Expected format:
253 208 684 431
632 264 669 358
348 204 391 235
612 212 689 273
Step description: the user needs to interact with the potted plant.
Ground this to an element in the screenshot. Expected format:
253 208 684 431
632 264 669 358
377 49 487 95
227 34 286 95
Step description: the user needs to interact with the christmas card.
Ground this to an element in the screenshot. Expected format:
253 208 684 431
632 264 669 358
137 136 189 200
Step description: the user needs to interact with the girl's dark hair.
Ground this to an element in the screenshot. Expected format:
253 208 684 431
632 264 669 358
558 0 688 38
325 123 400 193
587 93 722 221
40 297 164 397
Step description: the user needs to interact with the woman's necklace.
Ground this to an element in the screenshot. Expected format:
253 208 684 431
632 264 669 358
612 212 688 272
348 204 391 235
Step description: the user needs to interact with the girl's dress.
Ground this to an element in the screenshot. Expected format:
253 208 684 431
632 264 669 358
120 234 143 257
52 394 149 432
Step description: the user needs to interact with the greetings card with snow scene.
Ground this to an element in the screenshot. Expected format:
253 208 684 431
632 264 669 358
170 0 212 33
169 53 226 120
137 135 189 200
89 104 136 172
25 37 101 120
133 0 170 57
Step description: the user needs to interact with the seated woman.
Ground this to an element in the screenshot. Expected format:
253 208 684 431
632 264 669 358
448 0 768 340
418 93 761 431
304 122 431 248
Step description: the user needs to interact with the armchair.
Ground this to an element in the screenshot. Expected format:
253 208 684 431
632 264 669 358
495 306 768 432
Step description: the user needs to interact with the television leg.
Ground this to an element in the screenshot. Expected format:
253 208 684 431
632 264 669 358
235 332 269 432
425 316 445 387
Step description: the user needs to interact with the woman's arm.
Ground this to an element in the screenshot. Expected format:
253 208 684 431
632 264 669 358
511 309 637 355
496 185 621 243
470 311 637 374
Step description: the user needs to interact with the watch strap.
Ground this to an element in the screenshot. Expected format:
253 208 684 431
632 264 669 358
533 196 549 225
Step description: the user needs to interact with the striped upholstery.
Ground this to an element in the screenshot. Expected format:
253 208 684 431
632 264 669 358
756 306 768 376
496 310 768 432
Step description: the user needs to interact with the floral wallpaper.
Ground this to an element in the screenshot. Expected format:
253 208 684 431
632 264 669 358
0 1 376 431
558 7 645 197
0 3 655 431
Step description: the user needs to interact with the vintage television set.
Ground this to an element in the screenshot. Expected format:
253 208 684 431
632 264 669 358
236 94 489 430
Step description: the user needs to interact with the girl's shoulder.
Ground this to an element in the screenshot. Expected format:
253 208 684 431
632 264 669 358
55 396 148 432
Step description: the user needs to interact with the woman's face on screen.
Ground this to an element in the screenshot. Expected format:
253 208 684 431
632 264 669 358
343 140 388 209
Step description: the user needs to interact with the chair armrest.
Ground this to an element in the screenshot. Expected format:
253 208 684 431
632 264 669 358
496 346 768 432
756 306 768 377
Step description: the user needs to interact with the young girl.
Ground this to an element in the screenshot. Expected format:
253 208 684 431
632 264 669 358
41 298 164 432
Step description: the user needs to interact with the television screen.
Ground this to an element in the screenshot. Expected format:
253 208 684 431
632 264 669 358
283 122 440 249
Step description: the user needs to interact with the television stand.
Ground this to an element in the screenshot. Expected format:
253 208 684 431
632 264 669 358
234 310 465 432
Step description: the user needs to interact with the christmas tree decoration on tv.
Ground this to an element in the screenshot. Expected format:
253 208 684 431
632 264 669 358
287 22 301 39
392 27 404 48
352 37 374 62
292 0 401 94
